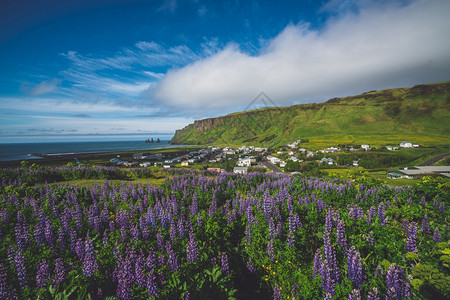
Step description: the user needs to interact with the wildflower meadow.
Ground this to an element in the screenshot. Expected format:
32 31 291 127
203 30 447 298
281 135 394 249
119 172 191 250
0 166 448 299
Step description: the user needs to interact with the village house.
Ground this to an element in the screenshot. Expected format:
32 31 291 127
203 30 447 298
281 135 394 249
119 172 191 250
386 146 399 151
320 157 334 165
267 155 281 164
361 144 370 151
233 167 248 174
139 162 152 167
207 167 221 172
400 141 413 148
388 166 450 179
181 161 190 166
237 157 252 167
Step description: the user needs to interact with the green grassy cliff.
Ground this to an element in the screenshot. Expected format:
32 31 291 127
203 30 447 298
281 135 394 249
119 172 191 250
170 81 450 148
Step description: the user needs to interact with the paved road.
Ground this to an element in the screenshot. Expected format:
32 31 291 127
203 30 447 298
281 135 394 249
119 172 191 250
419 152 450 166
261 159 284 174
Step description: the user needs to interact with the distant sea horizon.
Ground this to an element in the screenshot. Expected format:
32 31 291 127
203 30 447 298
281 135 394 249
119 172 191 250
0 140 182 162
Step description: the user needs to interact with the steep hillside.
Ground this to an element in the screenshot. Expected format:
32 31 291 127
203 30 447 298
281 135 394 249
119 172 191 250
170 82 450 148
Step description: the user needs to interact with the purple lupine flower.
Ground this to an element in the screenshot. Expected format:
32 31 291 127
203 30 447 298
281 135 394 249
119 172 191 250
221 252 230 275
420 196 426 208
145 248 157 271
36 259 50 289
130 224 140 243
433 198 439 210
269 218 276 239
166 242 179 273
325 209 333 233
146 270 159 298
211 257 217 266
120 226 127 243
157 230 164 251
82 238 98 277
347 246 363 288
386 264 410 300
367 206 376 225
245 224 252 244
439 202 445 215
134 253 146 288
367 287 380 300
186 231 199 263
197 213 203 227
190 193 198 215
348 289 361 300
377 202 386 226
267 240 275 262
44 220 55 248
421 215 431 234
406 223 417 253
53 258 66 285
407 197 412 205
323 231 339 283
7 246 15 267
0 263 10 299
246 259 256 273
337 220 347 251
313 248 322 279
433 227 441 243
320 261 335 298
75 238 84 261
347 204 364 220
366 231 374 246
14 250 28 289
287 231 294 248
34 222 45 247
273 283 282 300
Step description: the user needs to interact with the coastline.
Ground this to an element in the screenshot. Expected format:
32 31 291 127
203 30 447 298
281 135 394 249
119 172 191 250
0 144 201 168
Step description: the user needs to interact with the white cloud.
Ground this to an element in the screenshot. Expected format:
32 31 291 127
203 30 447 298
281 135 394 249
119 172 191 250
152 0 450 112
24 78 61 96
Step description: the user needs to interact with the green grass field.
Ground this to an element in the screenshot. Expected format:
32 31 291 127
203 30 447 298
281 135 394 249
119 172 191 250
171 81 450 148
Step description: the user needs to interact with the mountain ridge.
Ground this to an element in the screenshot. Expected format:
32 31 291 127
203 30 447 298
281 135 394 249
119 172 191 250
170 81 450 148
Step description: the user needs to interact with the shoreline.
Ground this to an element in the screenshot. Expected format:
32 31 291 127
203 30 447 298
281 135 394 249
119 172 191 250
0 144 202 168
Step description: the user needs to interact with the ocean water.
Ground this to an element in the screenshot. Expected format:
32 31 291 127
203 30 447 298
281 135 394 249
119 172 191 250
0 140 181 162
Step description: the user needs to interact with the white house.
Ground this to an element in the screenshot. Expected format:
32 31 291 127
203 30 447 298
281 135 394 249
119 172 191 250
288 156 298 162
139 162 152 167
267 156 281 164
233 167 248 174
280 161 286 168
361 144 370 151
320 157 334 165
237 157 252 167
400 141 413 148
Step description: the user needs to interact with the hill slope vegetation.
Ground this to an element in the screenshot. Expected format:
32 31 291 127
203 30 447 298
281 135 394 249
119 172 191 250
170 82 450 148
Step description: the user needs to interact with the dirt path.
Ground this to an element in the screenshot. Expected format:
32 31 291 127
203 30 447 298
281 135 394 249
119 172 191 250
418 152 450 166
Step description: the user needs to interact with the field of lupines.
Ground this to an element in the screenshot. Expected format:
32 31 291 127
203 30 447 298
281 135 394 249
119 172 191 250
0 166 448 299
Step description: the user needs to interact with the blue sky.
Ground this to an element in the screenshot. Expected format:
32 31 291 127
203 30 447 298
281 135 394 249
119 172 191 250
1 0 449 143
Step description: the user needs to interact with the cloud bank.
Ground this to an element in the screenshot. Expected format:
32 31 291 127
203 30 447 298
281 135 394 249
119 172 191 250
152 0 450 111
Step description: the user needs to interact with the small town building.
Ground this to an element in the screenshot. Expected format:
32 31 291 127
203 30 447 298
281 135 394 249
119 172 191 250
400 141 413 148
233 167 248 174
320 157 334 165
387 166 450 179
